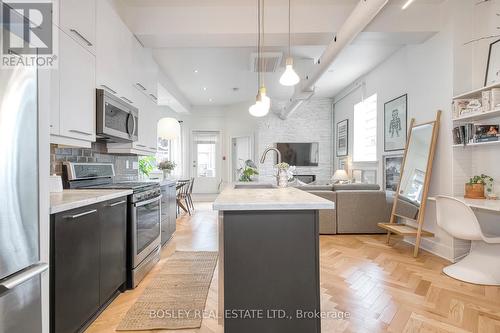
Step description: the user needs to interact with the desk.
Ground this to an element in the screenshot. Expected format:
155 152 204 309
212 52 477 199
428 196 500 212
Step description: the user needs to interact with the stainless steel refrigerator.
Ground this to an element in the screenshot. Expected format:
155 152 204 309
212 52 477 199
0 36 48 333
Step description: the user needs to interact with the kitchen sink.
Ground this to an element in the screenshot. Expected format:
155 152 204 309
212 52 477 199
234 183 276 189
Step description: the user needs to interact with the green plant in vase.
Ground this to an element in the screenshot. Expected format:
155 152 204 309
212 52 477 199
238 160 259 182
465 174 494 199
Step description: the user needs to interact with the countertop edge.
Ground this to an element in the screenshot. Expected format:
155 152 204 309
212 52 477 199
212 202 335 211
50 190 133 214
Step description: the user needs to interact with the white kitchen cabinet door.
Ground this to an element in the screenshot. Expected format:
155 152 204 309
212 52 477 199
134 91 158 153
131 38 158 101
96 0 133 102
59 0 96 54
58 30 96 142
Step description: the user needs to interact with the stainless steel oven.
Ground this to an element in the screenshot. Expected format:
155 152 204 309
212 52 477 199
129 189 162 288
96 89 138 142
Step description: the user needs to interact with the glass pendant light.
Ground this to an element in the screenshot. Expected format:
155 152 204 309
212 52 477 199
280 0 300 86
249 0 270 117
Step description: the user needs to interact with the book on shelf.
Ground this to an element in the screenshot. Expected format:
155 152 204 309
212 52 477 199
452 123 499 145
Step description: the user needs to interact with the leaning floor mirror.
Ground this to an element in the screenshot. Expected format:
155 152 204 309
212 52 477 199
378 110 441 257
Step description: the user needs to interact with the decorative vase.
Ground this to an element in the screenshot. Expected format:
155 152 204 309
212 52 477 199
162 169 171 180
465 183 485 199
277 169 289 188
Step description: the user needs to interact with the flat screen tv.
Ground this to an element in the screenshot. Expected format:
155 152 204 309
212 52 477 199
276 142 319 166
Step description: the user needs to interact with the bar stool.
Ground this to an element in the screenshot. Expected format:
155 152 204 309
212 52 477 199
436 195 500 285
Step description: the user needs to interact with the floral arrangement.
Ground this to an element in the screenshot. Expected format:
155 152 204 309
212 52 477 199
158 160 176 172
275 162 290 170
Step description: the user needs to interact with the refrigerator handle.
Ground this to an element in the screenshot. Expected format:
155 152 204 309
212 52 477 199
0 263 48 297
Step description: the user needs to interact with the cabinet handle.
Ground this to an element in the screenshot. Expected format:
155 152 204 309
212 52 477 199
0 263 48 296
107 200 127 207
121 96 133 104
135 83 146 91
64 209 97 219
136 144 147 148
149 94 158 101
68 129 93 136
101 84 117 94
149 147 156 150
69 29 93 47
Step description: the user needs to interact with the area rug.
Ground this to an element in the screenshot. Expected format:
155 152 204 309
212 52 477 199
116 251 218 331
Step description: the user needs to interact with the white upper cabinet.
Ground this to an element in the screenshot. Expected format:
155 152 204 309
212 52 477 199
96 0 133 103
58 29 96 142
131 38 159 101
59 0 96 54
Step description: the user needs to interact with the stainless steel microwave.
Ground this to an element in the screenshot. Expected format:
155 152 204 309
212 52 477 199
96 89 138 142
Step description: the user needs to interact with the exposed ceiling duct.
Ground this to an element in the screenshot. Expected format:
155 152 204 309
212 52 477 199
250 52 283 73
277 0 389 120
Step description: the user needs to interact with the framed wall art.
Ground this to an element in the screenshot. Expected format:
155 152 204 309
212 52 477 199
485 39 500 86
383 154 403 192
336 119 348 157
384 94 407 152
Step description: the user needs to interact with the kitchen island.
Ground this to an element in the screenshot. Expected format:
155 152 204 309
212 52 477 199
213 185 335 333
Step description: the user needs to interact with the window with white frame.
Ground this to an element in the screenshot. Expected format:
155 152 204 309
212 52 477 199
353 94 377 162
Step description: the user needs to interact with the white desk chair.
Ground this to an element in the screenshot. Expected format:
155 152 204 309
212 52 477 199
436 195 500 285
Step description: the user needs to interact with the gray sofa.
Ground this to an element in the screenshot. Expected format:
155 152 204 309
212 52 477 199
297 183 392 234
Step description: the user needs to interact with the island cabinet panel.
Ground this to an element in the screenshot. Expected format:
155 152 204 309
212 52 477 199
223 210 321 333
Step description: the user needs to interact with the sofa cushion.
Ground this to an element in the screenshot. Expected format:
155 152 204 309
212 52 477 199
333 183 380 191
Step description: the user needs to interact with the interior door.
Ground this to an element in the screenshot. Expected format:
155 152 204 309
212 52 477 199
231 136 253 182
192 131 221 194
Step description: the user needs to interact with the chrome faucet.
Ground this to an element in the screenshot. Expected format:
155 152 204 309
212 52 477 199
260 147 282 165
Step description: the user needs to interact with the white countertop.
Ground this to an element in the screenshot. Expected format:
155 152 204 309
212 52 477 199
50 189 132 214
213 185 335 211
428 196 500 212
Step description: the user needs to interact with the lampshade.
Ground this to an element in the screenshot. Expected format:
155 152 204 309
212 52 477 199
332 169 349 182
157 117 181 140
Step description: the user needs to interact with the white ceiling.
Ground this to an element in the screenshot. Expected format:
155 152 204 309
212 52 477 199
114 0 446 108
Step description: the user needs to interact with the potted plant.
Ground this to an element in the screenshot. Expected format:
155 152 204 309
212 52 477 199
138 156 156 179
238 160 259 182
158 160 176 179
465 174 493 199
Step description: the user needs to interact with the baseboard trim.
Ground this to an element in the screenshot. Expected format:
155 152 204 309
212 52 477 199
403 236 454 262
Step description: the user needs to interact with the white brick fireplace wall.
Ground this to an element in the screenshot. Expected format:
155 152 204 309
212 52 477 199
257 98 334 182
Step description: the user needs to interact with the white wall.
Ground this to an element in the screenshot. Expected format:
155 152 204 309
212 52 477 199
257 98 333 182
333 20 456 260
176 102 259 185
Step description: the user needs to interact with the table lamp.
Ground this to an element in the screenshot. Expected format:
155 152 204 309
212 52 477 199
332 170 349 184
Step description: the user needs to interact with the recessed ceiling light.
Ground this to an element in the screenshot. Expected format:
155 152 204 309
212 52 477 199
401 0 415 10
193 69 199 73
203 87 207 91
208 98 213 102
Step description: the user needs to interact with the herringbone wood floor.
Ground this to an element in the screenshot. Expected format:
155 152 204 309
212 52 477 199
86 203 500 333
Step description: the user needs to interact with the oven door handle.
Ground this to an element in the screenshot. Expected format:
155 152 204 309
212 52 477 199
134 195 161 207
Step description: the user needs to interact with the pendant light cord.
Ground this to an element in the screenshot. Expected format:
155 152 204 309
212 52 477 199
288 0 291 57
261 0 265 88
257 0 261 89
